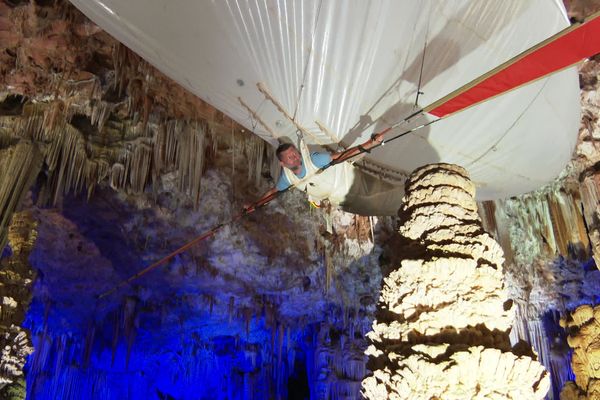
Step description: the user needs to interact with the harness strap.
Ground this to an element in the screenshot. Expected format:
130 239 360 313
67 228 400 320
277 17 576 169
357 145 370 154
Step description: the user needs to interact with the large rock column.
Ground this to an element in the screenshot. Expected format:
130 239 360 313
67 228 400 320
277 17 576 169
362 163 549 399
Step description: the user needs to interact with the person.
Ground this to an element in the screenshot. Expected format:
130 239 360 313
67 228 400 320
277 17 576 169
244 133 393 214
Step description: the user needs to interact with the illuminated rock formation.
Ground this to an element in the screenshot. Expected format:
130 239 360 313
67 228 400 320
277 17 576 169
362 163 549 399
578 56 600 270
476 56 600 398
0 210 37 398
559 305 600 400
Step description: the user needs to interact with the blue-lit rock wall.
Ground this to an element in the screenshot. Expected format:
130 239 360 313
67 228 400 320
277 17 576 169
19 178 380 400
24 301 301 399
23 299 370 399
17 172 600 400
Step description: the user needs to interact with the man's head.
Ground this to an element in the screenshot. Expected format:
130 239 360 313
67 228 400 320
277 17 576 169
276 143 302 170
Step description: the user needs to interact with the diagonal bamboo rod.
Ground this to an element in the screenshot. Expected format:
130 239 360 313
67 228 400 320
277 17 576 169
315 120 345 149
256 82 327 147
237 97 278 140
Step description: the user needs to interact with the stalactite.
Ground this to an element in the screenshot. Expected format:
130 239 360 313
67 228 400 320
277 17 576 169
243 307 252 338
82 324 95 369
244 134 265 188
277 323 284 377
263 300 276 330
2 99 225 210
127 141 153 193
204 120 219 157
362 163 549 399
19 106 46 142
0 142 43 250
53 334 67 380
112 44 132 98
122 297 137 362
324 248 333 293
125 326 136 369
228 296 234 324
153 120 180 177
492 184 591 269
176 122 206 207
270 324 277 355
90 100 114 134
109 163 126 190
580 171 600 269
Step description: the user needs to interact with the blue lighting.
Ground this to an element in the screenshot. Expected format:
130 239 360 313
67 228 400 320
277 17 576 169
1 244 12 259
24 296 312 399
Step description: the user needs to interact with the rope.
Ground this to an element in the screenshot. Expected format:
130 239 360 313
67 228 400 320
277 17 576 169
292 0 323 122
96 187 290 299
98 224 225 299
327 115 440 166
97 107 440 300
414 0 432 108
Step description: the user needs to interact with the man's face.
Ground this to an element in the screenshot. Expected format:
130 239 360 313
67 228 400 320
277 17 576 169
279 147 302 170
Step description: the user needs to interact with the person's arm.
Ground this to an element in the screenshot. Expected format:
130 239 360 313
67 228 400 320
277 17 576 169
244 172 290 212
244 187 278 213
331 133 385 161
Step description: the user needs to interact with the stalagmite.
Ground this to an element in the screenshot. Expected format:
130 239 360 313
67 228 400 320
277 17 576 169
559 304 600 400
362 163 550 399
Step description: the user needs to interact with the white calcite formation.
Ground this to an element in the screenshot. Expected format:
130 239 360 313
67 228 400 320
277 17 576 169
362 163 550 399
0 211 36 395
0 326 32 388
